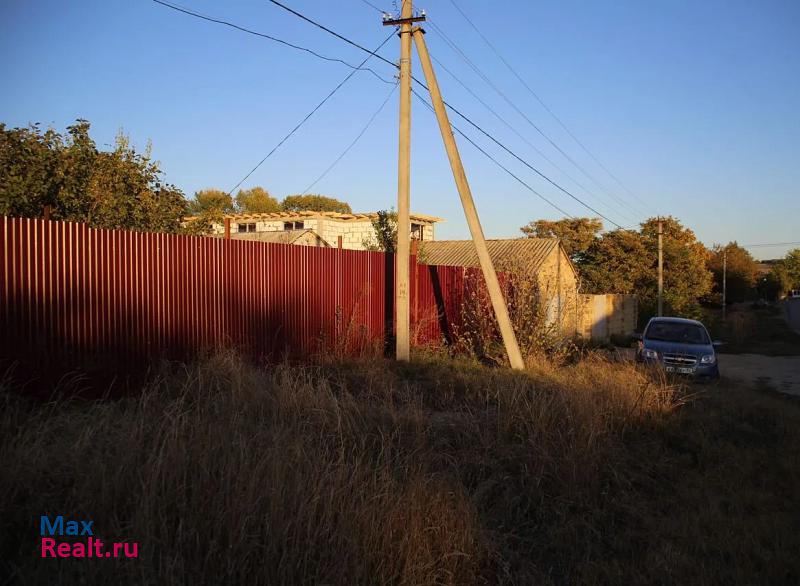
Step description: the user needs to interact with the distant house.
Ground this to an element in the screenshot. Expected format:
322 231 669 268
420 238 637 340
421 238 579 330
229 229 331 247
196 211 443 250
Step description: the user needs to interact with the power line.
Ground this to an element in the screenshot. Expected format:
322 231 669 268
427 18 650 221
741 241 800 249
265 1 626 227
300 82 398 195
227 32 395 194
428 50 640 226
356 0 386 14
158 0 643 227
444 0 657 217
438 96 626 228
266 0 399 70
151 0 394 84
412 88 573 218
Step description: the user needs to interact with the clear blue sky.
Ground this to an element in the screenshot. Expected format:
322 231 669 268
1 0 798 258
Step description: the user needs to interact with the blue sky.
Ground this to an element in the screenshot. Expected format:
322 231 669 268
1 0 798 258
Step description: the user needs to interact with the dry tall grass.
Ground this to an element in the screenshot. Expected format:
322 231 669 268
2 352 798 585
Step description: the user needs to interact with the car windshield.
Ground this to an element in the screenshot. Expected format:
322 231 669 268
645 321 709 345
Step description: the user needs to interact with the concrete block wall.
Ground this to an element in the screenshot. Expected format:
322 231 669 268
211 220 285 235
578 294 638 341
300 219 375 250
209 216 436 251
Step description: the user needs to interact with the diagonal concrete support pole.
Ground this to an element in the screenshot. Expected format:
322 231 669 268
412 27 525 370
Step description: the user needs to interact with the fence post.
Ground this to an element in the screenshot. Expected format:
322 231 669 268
224 218 231 240
43 205 51 221
411 240 419 333
337 235 342 249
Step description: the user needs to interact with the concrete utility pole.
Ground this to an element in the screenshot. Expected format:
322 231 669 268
413 28 525 370
722 246 727 321
657 219 663 317
384 0 417 362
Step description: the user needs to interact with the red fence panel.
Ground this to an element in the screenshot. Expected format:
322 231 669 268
1 216 490 392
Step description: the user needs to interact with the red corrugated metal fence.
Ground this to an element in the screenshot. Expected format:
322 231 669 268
1 217 486 389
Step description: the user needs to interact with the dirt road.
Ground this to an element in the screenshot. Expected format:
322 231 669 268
614 348 800 397
717 353 800 396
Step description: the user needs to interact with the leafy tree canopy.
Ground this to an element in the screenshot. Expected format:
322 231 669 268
637 216 713 316
537 215 714 319
580 229 650 296
768 248 800 296
0 120 186 232
707 242 759 304
235 186 280 213
784 248 800 288
363 209 397 253
520 217 603 261
183 208 224 236
188 189 234 215
281 194 352 214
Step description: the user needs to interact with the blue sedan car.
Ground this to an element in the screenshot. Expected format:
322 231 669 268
636 317 720 381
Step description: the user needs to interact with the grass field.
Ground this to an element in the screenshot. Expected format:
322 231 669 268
2 352 799 585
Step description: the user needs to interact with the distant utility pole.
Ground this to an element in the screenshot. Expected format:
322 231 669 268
382 5 524 370
722 246 728 321
657 219 664 317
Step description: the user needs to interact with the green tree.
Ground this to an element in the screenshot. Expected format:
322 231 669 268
579 217 712 319
235 186 280 213
581 229 650 295
0 120 186 232
56 120 98 221
520 217 603 262
281 194 352 214
638 217 713 317
707 242 759 304
188 189 234 215
84 132 186 232
183 208 224 236
764 249 800 298
760 269 788 301
0 122 69 217
363 209 397 252
783 248 800 289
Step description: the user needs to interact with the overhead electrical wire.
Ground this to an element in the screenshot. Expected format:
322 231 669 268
264 0 627 227
227 31 395 194
741 241 800 249
426 18 642 221
428 50 640 226
151 0 395 84
411 88 573 218
444 0 656 216
155 0 650 226
438 96 626 228
299 82 398 195
158 0 633 226
266 0 400 70
356 0 386 14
